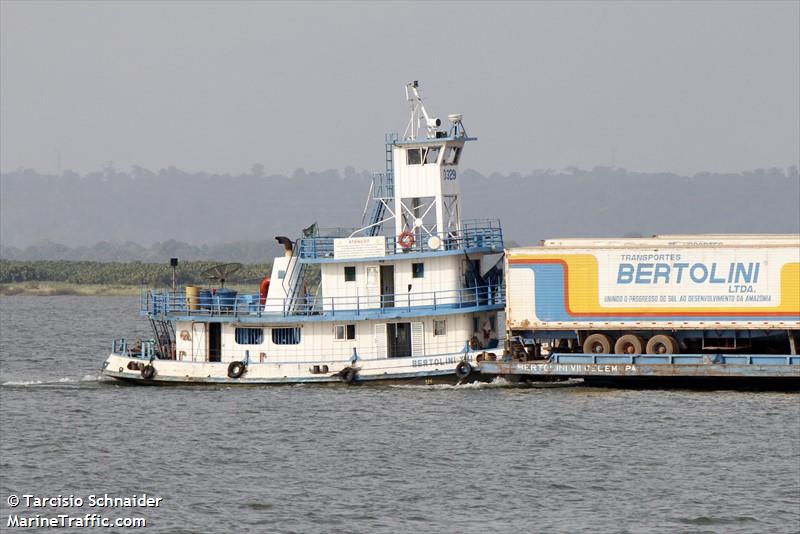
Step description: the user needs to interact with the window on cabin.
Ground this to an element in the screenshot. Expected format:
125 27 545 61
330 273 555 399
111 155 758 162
272 327 301 345
433 319 446 337
444 146 461 165
235 327 264 345
407 148 422 165
412 263 424 278
278 270 286 279
344 266 356 282
334 324 356 340
423 146 440 165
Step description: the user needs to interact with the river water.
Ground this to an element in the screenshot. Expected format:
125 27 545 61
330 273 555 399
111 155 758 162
1 296 798 533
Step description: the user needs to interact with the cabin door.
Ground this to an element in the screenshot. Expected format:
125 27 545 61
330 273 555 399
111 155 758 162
387 322 411 358
208 323 221 362
380 265 395 308
191 323 207 362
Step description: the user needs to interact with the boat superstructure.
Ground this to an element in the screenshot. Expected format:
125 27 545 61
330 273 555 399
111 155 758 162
103 82 506 384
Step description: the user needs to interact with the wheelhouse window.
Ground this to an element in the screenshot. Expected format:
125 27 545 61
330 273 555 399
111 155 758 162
334 324 356 341
235 327 264 345
272 327 301 345
423 146 440 164
407 148 422 165
444 146 461 165
433 319 446 337
344 266 356 282
412 263 425 278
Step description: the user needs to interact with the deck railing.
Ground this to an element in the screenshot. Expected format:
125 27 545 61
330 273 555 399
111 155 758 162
142 283 504 319
298 219 503 260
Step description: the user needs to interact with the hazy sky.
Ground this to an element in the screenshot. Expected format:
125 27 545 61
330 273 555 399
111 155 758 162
1 1 798 176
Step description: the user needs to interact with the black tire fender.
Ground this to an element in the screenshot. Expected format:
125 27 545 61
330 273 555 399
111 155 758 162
141 364 155 380
227 361 246 379
455 360 472 379
340 367 357 384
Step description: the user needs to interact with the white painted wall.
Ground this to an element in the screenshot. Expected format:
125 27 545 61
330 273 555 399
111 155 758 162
320 255 464 311
204 312 496 364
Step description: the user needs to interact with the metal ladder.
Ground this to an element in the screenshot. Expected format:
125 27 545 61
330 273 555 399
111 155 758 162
281 245 308 315
149 318 175 358
366 137 395 236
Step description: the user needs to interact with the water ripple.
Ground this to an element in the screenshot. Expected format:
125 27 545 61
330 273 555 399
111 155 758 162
1 296 798 534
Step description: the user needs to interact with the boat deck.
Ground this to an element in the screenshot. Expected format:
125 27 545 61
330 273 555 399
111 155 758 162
142 284 505 323
297 219 503 262
478 353 800 383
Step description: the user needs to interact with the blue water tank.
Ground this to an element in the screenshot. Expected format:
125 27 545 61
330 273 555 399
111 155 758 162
199 289 213 310
215 288 238 310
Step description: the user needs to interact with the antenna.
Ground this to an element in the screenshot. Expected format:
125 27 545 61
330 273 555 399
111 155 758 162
403 81 440 140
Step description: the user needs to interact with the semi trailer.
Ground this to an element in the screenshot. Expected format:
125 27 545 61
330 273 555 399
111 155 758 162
505 234 800 357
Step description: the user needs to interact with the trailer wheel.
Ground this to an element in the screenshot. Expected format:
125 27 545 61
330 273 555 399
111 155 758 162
646 334 679 355
614 334 645 355
583 333 612 354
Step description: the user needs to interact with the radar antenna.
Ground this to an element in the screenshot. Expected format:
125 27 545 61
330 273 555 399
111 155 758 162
201 262 243 287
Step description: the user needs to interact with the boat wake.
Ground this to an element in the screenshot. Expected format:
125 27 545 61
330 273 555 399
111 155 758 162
388 376 518 390
1 374 105 388
387 376 584 390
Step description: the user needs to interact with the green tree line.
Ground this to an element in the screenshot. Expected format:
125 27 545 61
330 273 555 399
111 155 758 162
0 260 272 287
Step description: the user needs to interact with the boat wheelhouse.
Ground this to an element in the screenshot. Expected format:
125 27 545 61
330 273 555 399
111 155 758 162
102 82 506 384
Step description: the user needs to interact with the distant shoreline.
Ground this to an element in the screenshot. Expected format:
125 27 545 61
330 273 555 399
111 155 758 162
0 283 142 296
0 282 262 297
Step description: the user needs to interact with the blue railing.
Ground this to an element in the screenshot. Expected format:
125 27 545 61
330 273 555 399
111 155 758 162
372 171 394 199
142 283 505 319
111 338 158 358
298 219 503 260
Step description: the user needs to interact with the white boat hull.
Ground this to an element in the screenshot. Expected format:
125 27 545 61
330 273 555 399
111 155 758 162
101 350 497 385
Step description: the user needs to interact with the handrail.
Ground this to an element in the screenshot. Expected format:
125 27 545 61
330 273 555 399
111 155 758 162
142 283 505 319
111 338 158 358
298 219 503 259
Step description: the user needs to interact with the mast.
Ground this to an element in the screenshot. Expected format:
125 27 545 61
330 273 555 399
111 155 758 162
393 81 474 248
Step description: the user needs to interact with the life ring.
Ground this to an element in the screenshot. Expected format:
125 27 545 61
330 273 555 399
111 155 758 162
339 367 357 385
259 277 271 305
469 336 480 350
227 361 246 379
398 231 415 249
455 361 472 379
141 364 156 380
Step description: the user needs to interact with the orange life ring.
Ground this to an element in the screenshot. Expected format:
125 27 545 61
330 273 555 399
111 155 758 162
398 231 415 249
259 277 271 305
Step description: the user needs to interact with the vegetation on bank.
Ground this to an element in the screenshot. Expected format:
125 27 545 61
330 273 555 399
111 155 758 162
0 260 272 291
0 282 142 296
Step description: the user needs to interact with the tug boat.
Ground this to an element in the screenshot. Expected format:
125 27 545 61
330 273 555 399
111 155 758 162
102 82 506 385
